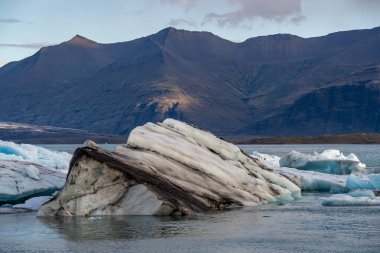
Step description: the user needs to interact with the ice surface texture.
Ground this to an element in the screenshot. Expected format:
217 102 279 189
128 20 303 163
346 174 380 190
279 149 366 175
321 194 380 206
38 119 301 216
0 140 72 171
0 160 65 204
252 150 380 206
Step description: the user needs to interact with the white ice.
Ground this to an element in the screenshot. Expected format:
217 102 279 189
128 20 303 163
279 167 348 193
279 149 366 175
13 196 52 211
251 151 281 167
251 152 347 192
0 140 72 171
0 160 66 202
321 194 380 206
125 119 301 205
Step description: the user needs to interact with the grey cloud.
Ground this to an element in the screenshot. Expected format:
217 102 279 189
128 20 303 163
203 0 305 27
169 18 197 27
0 43 51 49
0 18 22 23
160 0 197 11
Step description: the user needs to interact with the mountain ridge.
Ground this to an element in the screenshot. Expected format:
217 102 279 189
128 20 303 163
1 26 380 136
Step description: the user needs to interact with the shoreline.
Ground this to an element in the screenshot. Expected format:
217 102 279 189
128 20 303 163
227 133 380 145
2 133 380 145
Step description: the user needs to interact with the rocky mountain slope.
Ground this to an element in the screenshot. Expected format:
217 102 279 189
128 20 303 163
1 27 380 136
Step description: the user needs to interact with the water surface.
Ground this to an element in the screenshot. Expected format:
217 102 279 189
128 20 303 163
1 193 379 253
3 144 377 252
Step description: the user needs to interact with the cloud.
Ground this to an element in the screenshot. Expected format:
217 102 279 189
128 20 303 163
0 61 7 67
203 0 305 26
169 18 197 27
0 43 51 49
163 0 305 27
160 0 197 11
0 18 22 23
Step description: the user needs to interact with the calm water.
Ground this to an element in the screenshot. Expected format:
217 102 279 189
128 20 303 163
2 144 378 252
41 143 380 173
0 194 379 253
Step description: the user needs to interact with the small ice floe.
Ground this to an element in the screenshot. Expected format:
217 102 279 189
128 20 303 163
0 140 72 171
321 193 380 206
13 196 52 211
0 206 30 214
279 149 366 175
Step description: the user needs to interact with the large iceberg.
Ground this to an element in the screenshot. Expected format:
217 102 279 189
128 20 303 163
0 140 72 171
38 119 301 217
279 149 366 175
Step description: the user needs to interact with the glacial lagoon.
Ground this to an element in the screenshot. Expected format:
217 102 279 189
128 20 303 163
1 144 380 252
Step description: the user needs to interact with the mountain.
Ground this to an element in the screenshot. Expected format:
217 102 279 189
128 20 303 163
1 26 380 137
254 64 380 135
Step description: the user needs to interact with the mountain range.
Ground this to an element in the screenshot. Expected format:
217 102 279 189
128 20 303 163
1 26 379 137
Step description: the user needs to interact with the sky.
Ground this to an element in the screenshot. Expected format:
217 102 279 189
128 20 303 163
1 0 380 66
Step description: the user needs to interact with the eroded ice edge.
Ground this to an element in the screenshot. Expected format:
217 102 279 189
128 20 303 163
251 150 380 206
0 140 71 212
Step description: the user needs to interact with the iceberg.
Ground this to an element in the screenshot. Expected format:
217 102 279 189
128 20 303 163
278 167 348 193
251 152 348 192
321 194 380 206
279 149 366 175
0 160 66 204
38 119 301 217
0 140 72 171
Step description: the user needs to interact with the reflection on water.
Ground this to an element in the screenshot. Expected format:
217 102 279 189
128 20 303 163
38 215 205 241
1 194 380 252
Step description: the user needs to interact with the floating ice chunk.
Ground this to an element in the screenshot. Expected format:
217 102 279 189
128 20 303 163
321 194 380 206
278 167 347 192
0 207 30 214
348 190 375 198
13 196 52 211
0 140 72 171
279 149 366 175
